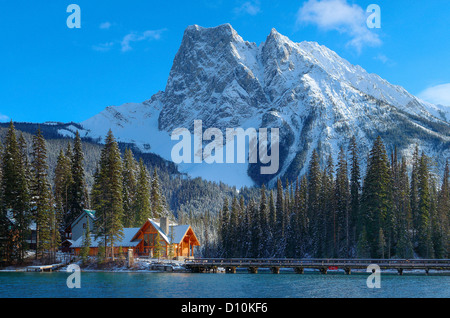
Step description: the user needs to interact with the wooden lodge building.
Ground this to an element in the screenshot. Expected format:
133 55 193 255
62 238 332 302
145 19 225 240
67 212 200 259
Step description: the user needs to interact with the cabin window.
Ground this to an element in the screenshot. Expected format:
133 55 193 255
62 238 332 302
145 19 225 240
83 223 86 229
143 233 162 247
144 234 150 246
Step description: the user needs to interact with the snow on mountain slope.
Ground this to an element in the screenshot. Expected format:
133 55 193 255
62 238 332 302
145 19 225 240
74 24 450 188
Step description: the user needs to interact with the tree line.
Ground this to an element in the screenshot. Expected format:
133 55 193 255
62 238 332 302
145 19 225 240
1 120 448 263
218 136 449 259
0 122 170 264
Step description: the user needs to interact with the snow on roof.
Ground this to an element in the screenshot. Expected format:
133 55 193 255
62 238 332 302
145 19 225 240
71 209 96 228
148 219 170 243
84 210 96 219
147 218 190 244
171 225 190 244
6 210 36 230
71 218 196 249
71 227 141 248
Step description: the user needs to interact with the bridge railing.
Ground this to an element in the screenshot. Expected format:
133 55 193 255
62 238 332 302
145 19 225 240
185 258 450 267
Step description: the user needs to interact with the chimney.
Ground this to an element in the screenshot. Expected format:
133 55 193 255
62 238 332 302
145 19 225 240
160 217 169 235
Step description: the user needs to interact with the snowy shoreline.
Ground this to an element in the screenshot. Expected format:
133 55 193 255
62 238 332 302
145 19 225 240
1 253 448 275
0 257 190 273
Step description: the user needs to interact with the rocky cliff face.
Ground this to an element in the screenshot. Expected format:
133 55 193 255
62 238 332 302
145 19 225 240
75 24 450 187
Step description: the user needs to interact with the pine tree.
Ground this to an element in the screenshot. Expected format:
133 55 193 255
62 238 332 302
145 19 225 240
383 148 397 259
356 227 371 258
286 178 301 258
246 199 259 258
153 232 163 260
53 149 73 238
0 121 30 263
360 136 392 258
97 243 106 265
396 158 414 258
118 246 125 262
49 208 61 263
151 168 167 218
417 153 434 258
122 149 138 227
0 139 2 185
378 228 387 259
219 198 230 257
30 128 54 262
349 136 361 254
268 190 276 254
134 159 151 226
258 185 269 258
69 131 86 226
275 179 284 257
436 160 449 258
335 147 350 257
91 130 124 261
428 175 442 259
80 218 92 265
168 223 176 260
18 134 32 188
322 155 335 258
298 176 308 257
307 149 322 257
229 196 240 257
410 145 420 244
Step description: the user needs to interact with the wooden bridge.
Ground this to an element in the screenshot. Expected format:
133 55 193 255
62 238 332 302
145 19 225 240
26 263 65 272
185 258 450 275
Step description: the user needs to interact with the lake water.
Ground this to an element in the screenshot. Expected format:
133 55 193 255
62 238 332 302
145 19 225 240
0 270 449 298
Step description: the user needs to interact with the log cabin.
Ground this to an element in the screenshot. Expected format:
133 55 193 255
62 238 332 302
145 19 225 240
69 217 200 260
65 209 96 242
132 218 200 258
62 209 96 252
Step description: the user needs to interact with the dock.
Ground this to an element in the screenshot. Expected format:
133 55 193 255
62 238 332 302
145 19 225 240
185 258 450 275
26 263 65 272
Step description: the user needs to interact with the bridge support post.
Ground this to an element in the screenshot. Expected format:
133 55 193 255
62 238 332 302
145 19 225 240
397 268 403 276
226 267 236 274
319 267 328 275
270 267 280 274
344 268 351 275
425 269 429 276
294 267 304 274
248 267 258 274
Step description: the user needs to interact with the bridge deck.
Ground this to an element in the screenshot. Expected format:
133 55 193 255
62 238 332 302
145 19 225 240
26 263 65 272
185 258 450 274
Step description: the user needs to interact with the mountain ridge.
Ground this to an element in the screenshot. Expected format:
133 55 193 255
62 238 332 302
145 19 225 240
61 24 449 188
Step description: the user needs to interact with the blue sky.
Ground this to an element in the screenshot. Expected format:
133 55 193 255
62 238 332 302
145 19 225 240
0 0 449 123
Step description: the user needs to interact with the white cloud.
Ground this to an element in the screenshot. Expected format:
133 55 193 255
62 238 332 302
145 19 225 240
234 1 261 16
418 83 450 106
0 113 10 122
99 22 112 30
374 54 395 66
92 41 115 52
121 29 166 52
297 0 381 52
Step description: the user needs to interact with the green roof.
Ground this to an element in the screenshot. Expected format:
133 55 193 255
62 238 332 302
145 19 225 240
84 209 96 219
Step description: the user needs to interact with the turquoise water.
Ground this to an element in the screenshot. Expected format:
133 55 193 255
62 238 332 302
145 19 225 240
0 270 448 298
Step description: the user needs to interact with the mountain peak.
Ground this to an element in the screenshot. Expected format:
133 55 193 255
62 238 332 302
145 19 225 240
265 27 290 44
183 23 241 42
80 24 450 188
269 28 279 35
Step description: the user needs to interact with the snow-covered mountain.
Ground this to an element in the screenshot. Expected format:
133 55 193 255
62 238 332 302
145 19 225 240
71 24 450 188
